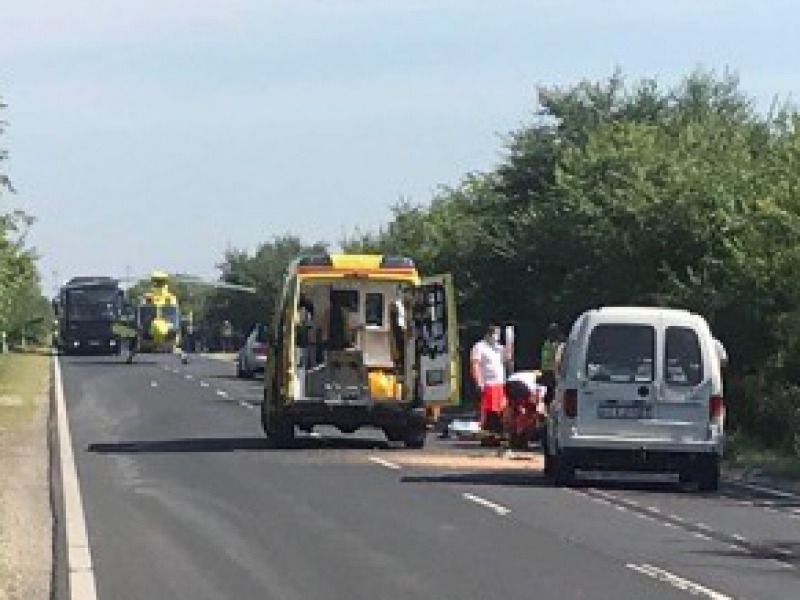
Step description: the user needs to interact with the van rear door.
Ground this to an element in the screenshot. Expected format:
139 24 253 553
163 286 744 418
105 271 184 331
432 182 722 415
577 322 710 442
577 324 659 439
657 325 711 442
410 274 460 407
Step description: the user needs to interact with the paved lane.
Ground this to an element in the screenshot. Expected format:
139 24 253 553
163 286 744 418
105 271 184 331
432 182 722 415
58 353 798 599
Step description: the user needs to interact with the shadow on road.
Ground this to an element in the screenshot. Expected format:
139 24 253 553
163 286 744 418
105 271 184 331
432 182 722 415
60 359 157 366
88 435 391 454
401 471 548 488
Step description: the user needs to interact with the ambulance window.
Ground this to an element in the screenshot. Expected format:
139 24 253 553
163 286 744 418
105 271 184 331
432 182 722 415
665 327 703 386
365 293 384 327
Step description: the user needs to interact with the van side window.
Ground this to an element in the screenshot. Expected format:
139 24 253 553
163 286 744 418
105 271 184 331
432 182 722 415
365 293 384 327
665 327 703 386
586 325 655 383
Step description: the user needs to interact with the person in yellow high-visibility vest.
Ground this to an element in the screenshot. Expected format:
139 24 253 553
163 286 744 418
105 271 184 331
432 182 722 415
539 323 563 406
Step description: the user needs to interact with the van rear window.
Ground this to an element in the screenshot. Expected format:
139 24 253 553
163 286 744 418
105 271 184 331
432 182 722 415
586 325 655 383
665 327 703 386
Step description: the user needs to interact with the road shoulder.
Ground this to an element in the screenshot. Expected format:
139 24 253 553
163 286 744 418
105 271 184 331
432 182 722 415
0 352 52 600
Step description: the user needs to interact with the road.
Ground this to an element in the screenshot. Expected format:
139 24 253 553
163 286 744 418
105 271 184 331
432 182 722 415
56 353 800 600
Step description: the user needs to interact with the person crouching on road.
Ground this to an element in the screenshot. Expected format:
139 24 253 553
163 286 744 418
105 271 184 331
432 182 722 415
504 370 548 450
471 324 513 440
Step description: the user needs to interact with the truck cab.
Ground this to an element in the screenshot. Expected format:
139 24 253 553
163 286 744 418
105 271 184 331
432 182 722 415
262 254 459 448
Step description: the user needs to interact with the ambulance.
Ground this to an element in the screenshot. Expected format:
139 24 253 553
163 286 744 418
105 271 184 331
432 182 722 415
262 254 459 448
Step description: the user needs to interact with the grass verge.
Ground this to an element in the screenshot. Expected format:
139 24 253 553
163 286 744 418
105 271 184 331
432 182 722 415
0 351 49 430
724 431 800 481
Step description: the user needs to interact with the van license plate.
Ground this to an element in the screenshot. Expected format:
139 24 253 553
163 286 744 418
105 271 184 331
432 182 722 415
597 405 652 419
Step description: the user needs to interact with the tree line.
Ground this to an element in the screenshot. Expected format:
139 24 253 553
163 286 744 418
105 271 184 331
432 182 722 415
0 97 50 349
204 71 800 455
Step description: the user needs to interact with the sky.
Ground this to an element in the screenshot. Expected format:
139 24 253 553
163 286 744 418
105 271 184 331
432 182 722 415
1 0 798 295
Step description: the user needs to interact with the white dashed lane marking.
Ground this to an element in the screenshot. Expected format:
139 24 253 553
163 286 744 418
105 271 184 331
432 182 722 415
627 564 734 600
462 493 511 516
368 457 402 471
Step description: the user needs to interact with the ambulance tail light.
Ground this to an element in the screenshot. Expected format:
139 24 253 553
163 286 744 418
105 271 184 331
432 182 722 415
564 389 578 419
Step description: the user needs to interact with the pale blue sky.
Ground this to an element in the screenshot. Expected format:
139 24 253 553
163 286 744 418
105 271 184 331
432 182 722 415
1 0 797 294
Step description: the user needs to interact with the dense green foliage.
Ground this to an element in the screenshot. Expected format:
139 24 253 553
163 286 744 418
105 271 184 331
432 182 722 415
0 98 50 347
342 71 800 454
204 236 327 339
207 71 799 453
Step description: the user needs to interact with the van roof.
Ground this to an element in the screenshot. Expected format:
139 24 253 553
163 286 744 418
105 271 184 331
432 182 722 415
587 306 706 325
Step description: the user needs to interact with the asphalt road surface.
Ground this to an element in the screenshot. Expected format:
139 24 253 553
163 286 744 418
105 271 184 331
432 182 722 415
57 353 800 600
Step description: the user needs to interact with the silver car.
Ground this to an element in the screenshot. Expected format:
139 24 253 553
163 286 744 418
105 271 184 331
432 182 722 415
236 324 269 378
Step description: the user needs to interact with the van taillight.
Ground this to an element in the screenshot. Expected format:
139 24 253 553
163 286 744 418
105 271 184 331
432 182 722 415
709 395 725 421
564 389 578 418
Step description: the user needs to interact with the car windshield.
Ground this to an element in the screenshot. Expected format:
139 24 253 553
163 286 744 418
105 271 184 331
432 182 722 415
66 288 121 322
586 324 655 383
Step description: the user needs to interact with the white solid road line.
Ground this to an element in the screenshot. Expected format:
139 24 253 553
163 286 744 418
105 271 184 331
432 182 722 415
462 493 511 516
368 456 402 470
627 564 733 600
54 357 99 600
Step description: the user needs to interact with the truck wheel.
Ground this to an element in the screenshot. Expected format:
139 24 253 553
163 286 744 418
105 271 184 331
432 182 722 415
697 455 720 492
403 427 426 449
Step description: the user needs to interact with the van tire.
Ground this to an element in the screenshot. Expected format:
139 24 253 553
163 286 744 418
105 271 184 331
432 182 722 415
697 455 720 492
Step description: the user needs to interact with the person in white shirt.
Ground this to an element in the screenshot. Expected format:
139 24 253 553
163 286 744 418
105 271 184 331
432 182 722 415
471 324 513 437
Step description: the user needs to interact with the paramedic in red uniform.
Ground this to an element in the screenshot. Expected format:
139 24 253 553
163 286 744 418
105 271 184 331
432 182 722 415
471 324 513 438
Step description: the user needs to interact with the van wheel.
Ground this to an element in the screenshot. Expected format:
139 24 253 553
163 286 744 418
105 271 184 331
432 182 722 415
553 452 576 486
697 455 720 492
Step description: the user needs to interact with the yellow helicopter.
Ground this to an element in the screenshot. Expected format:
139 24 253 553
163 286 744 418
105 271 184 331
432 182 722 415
113 270 255 364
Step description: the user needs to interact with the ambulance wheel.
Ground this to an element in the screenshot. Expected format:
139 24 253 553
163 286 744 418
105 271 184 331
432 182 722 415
553 452 576 486
384 428 404 443
543 448 555 477
508 432 530 451
403 426 427 449
262 402 295 447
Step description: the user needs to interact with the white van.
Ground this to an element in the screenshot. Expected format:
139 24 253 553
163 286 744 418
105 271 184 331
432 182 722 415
545 307 725 491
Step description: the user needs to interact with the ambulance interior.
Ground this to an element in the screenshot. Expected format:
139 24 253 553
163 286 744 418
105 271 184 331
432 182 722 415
294 281 409 403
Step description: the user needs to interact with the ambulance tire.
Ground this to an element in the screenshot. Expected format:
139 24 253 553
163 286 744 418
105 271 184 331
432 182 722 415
543 447 555 478
508 432 530 451
553 451 576 486
262 398 295 447
403 426 427 449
